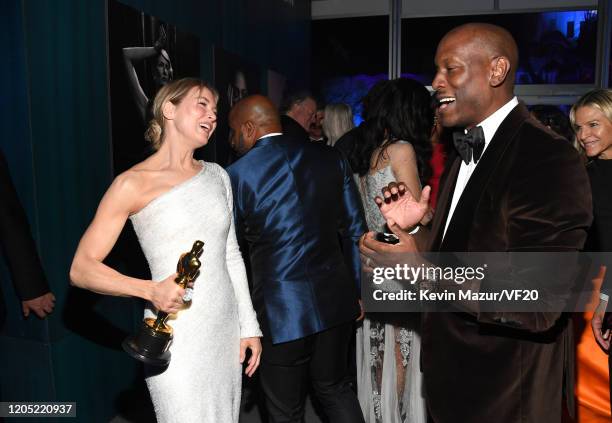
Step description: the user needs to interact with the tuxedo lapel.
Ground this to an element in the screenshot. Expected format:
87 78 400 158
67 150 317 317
440 104 530 251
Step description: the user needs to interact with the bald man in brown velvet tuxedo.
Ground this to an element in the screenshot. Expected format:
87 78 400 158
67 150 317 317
360 24 592 423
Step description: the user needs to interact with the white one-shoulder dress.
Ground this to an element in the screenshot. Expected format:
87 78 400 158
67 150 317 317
129 161 261 423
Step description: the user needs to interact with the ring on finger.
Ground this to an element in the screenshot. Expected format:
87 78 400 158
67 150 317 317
182 288 193 302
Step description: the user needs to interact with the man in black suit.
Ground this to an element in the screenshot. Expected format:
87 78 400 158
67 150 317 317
279 90 317 143
0 150 54 325
360 23 592 422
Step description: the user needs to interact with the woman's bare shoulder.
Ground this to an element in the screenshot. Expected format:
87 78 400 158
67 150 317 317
112 167 148 193
386 141 416 158
105 164 160 210
116 157 166 189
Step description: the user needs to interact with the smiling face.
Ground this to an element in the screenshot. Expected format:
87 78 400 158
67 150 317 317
169 86 217 147
432 33 497 129
573 105 612 159
431 23 521 131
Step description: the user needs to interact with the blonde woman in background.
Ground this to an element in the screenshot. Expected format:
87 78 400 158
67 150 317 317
323 103 354 146
570 88 612 421
70 78 262 423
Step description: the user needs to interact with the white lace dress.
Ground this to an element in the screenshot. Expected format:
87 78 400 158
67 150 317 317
129 161 261 423
355 163 426 423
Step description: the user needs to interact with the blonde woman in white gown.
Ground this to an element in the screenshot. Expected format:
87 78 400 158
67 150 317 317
70 78 262 423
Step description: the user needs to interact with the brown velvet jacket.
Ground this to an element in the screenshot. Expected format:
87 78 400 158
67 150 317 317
420 103 592 423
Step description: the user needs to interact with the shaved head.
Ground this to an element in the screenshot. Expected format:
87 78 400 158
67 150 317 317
229 95 282 155
442 23 518 86
433 23 518 128
230 95 281 130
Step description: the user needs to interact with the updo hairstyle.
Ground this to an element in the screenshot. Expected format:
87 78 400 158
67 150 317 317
144 77 219 150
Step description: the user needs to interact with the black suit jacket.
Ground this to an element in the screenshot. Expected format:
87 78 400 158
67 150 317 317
280 115 310 144
422 104 592 423
586 160 612 297
0 150 49 325
333 124 363 169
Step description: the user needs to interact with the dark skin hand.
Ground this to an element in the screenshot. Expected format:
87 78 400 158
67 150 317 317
360 181 428 271
374 182 431 231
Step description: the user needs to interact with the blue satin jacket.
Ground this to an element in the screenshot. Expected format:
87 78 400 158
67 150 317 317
227 134 367 344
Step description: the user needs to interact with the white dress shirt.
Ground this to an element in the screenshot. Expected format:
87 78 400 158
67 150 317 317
257 132 282 140
442 96 519 240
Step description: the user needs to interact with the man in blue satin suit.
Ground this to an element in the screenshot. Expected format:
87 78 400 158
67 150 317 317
227 95 366 423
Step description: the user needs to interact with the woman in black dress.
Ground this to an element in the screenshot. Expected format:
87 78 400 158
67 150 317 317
570 88 612 411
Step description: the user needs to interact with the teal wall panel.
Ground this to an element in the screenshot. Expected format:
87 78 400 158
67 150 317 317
22 1 114 342
0 337 54 401
0 0 50 342
50 325 141 421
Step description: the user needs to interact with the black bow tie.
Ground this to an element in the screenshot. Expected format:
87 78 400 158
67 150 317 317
453 126 485 164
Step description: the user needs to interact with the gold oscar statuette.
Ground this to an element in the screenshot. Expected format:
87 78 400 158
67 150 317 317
122 240 204 366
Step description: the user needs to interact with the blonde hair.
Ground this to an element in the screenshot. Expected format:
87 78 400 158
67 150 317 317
144 77 219 150
322 103 354 146
570 89 612 129
569 89 612 157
